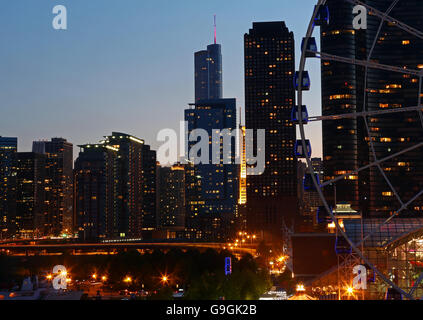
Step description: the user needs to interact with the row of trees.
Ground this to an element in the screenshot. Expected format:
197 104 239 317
0 249 272 300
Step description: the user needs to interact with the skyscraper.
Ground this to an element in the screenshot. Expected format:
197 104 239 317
321 1 423 217
12 152 47 239
195 38 223 102
74 144 117 240
157 164 186 238
140 144 157 234
32 138 73 236
244 22 298 239
185 99 238 240
183 161 203 240
75 133 156 240
0 137 17 239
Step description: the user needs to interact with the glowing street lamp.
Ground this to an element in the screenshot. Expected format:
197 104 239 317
101 276 107 282
345 286 355 300
296 284 306 292
161 275 170 286
124 276 132 283
92 274 97 280
46 274 52 280
277 256 287 263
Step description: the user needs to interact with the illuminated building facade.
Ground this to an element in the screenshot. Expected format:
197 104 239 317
183 161 203 240
239 126 247 206
74 144 117 240
244 22 298 239
102 132 156 239
195 44 223 102
0 137 17 239
12 152 47 239
185 99 238 240
32 138 73 236
321 1 423 217
309 218 423 300
157 164 186 237
75 133 156 240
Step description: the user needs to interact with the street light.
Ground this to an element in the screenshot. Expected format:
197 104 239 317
161 275 170 286
92 274 97 280
345 286 355 300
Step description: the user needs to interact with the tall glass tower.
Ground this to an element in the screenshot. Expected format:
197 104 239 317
184 99 238 240
244 22 298 240
195 43 223 102
321 0 423 217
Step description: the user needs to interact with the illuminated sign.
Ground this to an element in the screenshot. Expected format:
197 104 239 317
225 257 232 276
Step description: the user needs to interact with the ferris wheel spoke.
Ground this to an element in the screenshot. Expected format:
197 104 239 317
310 51 422 76
344 0 423 41
308 105 423 122
417 76 423 129
321 141 423 187
357 189 423 247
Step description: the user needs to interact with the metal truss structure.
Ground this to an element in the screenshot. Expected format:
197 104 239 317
297 0 423 300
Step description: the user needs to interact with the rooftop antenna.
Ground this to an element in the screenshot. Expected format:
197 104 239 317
239 107 242 128
214 14 217 44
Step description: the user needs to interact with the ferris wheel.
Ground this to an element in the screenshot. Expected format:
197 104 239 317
295 0 423 300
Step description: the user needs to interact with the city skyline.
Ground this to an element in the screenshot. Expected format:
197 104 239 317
2 0 423 302
0 0 323 162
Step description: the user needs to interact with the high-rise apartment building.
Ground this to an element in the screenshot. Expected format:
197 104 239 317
12 152 47 239
244 22 298 239
157 164 186 237
32 138 73 236
0 137 17 239
74 144 117 240
321 1 423 217
75 133 156 240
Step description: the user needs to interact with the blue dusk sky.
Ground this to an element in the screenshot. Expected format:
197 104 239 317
0 0 322 161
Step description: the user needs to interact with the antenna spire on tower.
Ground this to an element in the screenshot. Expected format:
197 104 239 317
214 14 217 44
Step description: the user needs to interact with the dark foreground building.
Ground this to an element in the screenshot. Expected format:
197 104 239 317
157 164 186 238
75 133 156 240
74 144 117 240
0 137 17 239
321 1 423 217
12 152 47 239
244 22 298 240
32 138 73 236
